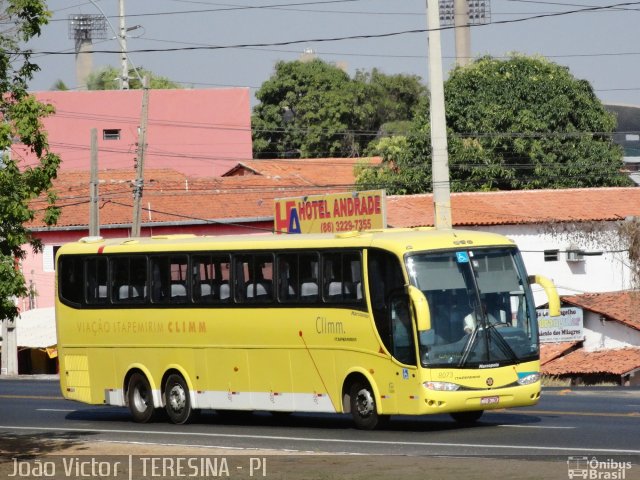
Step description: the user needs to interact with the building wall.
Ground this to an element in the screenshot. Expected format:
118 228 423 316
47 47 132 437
582 311 640 351
14 89 253 177
470 223 632 305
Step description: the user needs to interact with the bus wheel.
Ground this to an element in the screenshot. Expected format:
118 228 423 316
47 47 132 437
350 381 385 430
164 374 194 424
127 372 156 423
450 410 483 424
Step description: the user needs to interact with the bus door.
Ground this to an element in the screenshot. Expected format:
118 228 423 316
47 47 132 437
367 250 419 412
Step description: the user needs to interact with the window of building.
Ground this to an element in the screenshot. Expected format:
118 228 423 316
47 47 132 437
544 249 559 262
103 129 121 140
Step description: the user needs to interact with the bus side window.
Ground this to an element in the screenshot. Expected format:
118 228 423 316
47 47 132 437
323 251 361 303
58 255 84 305
234 254 274 303
192 254 231 304
112 257 147 303
86 257 108 304
247 254 274 302
390 294 416 365
169 255 188 303
299 254 319 302
277 253 298 301
367 249 405 355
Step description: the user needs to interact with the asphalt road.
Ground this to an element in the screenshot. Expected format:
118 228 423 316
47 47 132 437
1 377 640 479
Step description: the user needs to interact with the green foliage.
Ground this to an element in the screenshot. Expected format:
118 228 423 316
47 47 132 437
51 79 68 91
251 60 427 159
0 1 60 321
86 65 180 90
356 54 630 193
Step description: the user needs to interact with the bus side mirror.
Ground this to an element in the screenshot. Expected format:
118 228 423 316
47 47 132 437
528 274 561 317
407 285 431 331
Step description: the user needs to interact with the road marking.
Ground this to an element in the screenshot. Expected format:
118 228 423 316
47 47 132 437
36 408 75 412
1 425 639 455
0 394 63 400
509 409 640 418
498 425 574 429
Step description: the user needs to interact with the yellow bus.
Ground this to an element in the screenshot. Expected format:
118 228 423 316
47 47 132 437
55 228 559 429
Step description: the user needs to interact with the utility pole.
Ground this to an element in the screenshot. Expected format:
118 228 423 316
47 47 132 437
1 313 18 375
89 128 100 237
454 0 471 67
119 0 129 90
131 76 149 237
426 0 452 230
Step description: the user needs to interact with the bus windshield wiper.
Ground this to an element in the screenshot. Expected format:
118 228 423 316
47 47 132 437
485 322 519 362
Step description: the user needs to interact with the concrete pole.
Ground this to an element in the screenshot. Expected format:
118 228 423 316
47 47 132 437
454 0 471 67
132 76 150 237
119 0 129 90
426 0 452 230
75 38 93 90
89 128 100 237
1 315 18 375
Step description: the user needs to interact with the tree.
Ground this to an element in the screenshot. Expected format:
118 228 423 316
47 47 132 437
86 65 180 90
252 59 362 158
356 54 631 193
0 1 60 324
354 68 427 135
251 59 428 159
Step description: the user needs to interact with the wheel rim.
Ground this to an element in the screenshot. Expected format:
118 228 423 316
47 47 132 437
355 388 374 418
133 384 150 412
168 384 187 414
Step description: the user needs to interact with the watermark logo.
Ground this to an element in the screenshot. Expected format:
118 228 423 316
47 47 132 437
567 456 632 479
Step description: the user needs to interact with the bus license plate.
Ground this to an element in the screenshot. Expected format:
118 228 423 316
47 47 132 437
481 396 499 405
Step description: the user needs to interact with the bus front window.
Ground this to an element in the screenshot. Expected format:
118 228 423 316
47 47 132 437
406 248 539 369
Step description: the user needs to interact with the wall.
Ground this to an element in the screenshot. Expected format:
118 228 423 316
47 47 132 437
14 89 253 177
470 223 633 306
582 311 640 351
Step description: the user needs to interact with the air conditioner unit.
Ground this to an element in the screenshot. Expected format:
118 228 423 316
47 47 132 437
566 248 584 262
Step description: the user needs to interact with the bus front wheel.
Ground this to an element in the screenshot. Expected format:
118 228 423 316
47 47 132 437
127 372 156 423
164 374 195 424
350 381 386 430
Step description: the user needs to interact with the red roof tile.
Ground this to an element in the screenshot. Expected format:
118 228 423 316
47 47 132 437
386 187 640 227
29 167 640 232
542 347 640 376
562 292 640 332
29 168 347 230
220 157 381 187
540 342 579 366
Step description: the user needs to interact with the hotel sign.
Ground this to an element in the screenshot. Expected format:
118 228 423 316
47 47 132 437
274 190 386 234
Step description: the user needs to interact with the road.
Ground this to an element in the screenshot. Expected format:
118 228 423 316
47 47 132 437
1 377 640 479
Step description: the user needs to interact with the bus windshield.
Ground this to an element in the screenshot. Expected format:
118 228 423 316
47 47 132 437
406 248 539 369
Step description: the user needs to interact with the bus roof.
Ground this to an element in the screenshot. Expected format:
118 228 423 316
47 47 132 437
56 228 516 258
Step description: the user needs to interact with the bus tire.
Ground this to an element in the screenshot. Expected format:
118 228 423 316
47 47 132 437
127 372 156 423
450 410 483 424
164 374 195 424
350 380 385 430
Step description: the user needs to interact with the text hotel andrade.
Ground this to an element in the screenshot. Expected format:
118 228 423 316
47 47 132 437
274 190 387 234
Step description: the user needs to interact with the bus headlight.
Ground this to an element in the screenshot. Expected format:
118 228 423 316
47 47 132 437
517 372 540 385
423 381 460 391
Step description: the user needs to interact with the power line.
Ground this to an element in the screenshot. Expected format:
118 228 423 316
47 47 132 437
19 1 640 56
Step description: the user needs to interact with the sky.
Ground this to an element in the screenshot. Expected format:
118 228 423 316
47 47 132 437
23 0 640 108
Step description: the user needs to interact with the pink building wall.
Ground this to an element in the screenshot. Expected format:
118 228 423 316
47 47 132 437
16 89 253 177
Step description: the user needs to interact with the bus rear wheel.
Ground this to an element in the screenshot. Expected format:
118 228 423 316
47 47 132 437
164 374 195 424
450 410 484 424
350 381 386 430
127 372 156 423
